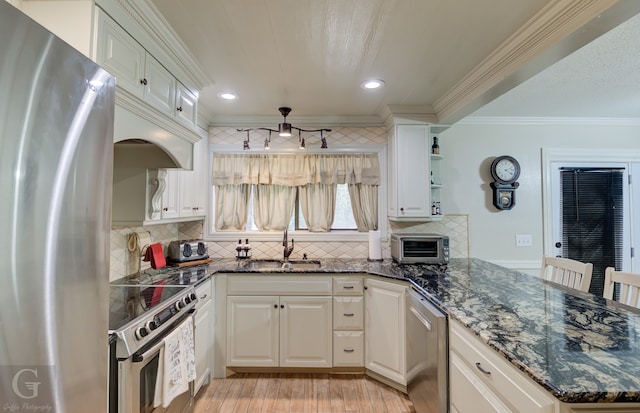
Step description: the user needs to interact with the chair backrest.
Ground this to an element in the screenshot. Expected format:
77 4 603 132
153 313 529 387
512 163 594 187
540 256 593 292
603 267 640 308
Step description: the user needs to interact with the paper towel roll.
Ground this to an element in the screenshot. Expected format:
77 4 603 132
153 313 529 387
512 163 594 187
368 230 382 261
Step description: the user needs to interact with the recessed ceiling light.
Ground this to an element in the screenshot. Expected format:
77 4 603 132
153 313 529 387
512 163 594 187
361 79 385 89
218 92 238 100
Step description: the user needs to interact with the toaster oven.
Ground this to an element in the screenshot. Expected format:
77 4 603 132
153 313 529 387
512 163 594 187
390 233 449 264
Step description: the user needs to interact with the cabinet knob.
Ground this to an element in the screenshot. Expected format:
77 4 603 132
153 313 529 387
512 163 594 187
400 207 404 212
280 304 285 309
274 304 278 309
163 207 168 212
140 78 148 86
177 106 183 112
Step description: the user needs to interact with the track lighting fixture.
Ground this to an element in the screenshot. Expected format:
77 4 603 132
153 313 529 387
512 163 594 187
238 107 331 150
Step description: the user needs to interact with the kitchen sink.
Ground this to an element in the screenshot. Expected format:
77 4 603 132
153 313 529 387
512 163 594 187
245 259 322 270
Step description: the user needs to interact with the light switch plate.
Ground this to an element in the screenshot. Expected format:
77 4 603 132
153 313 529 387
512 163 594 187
516 234 533 247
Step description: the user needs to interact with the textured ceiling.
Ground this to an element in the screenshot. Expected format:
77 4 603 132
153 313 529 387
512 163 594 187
150 0 640 124
470 12 640 119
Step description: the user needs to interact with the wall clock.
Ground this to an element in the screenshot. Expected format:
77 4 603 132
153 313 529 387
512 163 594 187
490 155 520 210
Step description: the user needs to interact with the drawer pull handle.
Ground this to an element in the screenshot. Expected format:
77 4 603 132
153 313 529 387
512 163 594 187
475 362 491 375
200 294 207 299
343 286 355 289
343 348 355 353
343 313 355 317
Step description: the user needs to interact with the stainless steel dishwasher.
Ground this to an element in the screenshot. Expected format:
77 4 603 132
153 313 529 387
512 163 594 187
407 288 448 413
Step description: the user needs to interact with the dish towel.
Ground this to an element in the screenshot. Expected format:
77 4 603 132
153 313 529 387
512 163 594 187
153 315 196 408
143 242 166 269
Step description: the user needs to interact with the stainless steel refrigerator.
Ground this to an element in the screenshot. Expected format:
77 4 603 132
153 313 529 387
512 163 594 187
0 2 115 412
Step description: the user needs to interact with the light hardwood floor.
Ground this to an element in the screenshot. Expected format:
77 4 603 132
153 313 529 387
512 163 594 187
194 373 416 413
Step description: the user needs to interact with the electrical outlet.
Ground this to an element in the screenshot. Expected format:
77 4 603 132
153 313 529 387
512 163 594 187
516 234 533 247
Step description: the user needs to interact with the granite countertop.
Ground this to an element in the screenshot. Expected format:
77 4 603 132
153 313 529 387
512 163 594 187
120 257 640 403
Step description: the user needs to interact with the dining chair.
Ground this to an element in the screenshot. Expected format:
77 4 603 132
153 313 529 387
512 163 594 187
540 256 593 292
603 267 640 308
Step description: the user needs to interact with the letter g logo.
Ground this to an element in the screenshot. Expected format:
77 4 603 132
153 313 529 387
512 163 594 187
12 368 41 399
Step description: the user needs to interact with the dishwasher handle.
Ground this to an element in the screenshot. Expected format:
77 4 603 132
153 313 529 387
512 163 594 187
409 305 432 331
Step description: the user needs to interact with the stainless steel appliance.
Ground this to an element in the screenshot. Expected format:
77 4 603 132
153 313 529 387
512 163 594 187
391 233 450 264
109 280 198 413
167 240 209 263
406 288 448 413
0 3 115 412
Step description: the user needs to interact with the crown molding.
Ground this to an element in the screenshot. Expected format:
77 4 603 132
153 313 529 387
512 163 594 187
207 114 385 128
96 0 212 91
459 116 640 126
434 0 640 124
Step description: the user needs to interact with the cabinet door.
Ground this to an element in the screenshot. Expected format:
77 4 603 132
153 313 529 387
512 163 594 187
161 169 180 219
95 10 144 98
144 53 176 116
388 124 431 219
227 296 279 367
365 278 407 385
194 296 211 395
176 82 198 128
179 138 207 217
280 296 332 368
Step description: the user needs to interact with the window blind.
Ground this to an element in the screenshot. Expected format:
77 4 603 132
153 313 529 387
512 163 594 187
560 168 624 296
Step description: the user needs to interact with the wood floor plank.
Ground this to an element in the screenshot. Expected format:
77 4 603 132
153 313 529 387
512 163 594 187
245 373 271 413
218 373 245 413
199 373 414 413
261 373 281 413
289 373 306 413
275 373 293 413
232 373 258 413
329 374 345 412
315 374 331 413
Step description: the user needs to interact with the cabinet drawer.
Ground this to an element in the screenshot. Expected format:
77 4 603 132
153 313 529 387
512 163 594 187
333 297 364 330
333 331 364 367
450 321 556 413
227 275 332 295
195 279 212 310
333 277 364 295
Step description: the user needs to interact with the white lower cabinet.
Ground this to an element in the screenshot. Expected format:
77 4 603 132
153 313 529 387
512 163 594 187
226 275 333 368
194 279 213 396
226 295 332 368
365 277 408 386
226 296 279 366
449 319 557 413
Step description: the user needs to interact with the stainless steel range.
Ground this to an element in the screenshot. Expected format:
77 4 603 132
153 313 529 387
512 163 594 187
109 278 198 413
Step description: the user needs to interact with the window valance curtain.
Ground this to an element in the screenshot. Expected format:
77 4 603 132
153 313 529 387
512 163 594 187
211 153 380 186
212 153 380 232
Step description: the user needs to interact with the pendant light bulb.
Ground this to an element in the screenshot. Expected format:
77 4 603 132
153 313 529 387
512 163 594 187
279 122 292 137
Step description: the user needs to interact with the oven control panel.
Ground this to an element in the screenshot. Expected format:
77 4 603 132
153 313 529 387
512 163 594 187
113 287 197 359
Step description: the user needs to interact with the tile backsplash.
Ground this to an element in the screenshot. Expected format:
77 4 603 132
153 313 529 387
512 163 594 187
204 214 469 261
109 215 469 281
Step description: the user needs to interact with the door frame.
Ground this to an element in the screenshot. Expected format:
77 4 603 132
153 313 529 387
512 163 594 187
542 148 640 271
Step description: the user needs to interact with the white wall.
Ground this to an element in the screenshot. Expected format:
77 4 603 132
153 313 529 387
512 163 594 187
440 120 640 271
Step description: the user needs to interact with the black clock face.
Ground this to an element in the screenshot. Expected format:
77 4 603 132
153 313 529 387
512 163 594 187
490 156 520 183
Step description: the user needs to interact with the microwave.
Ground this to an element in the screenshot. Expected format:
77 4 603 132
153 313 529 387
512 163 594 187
390 233 449 264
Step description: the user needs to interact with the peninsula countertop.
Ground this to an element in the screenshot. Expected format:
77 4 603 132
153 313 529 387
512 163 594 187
123 257 640 404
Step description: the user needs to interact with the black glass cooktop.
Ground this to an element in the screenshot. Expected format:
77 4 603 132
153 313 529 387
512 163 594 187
108 284 190 331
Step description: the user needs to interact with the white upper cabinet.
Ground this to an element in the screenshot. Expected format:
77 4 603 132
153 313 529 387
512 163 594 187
388 124 432 220
94 8 199 131
95 10 146 97
176 82 198 129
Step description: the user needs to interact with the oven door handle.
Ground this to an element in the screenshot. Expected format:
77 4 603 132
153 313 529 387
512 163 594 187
132 339 164 363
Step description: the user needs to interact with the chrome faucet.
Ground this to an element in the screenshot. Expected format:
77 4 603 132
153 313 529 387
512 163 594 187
283 228 294 260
